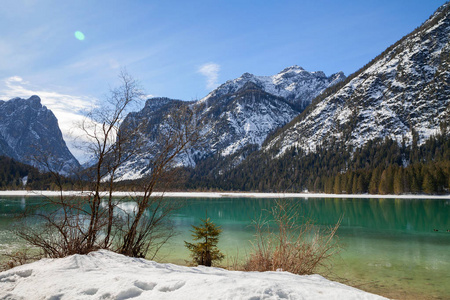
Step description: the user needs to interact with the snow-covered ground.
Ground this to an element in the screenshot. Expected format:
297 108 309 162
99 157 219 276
0 190 449 199
0 250 387 300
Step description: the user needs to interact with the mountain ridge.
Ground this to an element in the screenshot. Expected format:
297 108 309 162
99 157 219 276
198 65 345 111
0 96 80 174
265 2 450 158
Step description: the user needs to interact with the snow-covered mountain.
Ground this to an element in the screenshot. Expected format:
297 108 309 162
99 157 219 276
113 97 191 180
196 82 299 157
266 3 450 157
114 90 300 180
114 67 345 180
0 96 79 174
199 65 345 111
192 66 345 158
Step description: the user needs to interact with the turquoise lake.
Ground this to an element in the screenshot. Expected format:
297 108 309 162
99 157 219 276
0 196 449 299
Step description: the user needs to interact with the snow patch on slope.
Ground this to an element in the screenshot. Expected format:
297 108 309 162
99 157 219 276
199 65 345 109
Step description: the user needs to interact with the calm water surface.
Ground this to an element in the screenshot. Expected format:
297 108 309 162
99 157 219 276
1 196 449 299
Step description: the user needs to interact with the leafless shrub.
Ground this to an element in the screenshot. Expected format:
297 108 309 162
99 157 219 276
14 194 97 257
243 199 341 275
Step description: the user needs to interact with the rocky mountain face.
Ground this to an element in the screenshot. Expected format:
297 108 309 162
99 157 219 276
199 65 345 111
196 82 299 157
114 67 345 180
114 90 300 180
266 3 450 158
114 97 191 180
0 96 79 174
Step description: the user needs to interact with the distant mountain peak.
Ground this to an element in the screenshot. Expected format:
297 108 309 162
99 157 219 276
0 96 79 174
240 72 255 79
311 71 326 78
28 94 41 101
4 95 43 110
279 65 305 73
200 66 345 111
27 95 42 109
144 97 178 109
330 71 345 79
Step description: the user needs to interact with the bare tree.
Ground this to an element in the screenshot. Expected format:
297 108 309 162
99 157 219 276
15 70 203 259
117 104 202 257
78 70 145 252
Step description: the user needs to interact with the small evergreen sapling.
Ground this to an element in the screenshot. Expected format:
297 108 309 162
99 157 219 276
184 216 224 267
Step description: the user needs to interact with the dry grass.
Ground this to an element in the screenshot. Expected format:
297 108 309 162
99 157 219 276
221 248 243 270
0 248 43 271
243 199 340 275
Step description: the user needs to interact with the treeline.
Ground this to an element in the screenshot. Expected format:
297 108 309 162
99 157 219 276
1 131 449 195
0 155 182 191
321 133 450 194
186 141 349 192
322 161 449 195
0 156 76 190
186 132 450 195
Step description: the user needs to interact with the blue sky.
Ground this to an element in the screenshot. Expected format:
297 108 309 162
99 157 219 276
0 0 447 160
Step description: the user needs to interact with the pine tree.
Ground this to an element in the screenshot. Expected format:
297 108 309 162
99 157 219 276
422 170 436 194
184 215 225 267
333 175 341 194
378 169 388 195
356 174 366 193
393 168 404 195
351 174 358 194
369 167 382 194
379 165 394 194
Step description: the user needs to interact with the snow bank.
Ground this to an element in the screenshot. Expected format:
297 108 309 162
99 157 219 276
0 190 449 199
0 250 386 300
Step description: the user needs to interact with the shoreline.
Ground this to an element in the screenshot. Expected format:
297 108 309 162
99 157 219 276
0 190 449 199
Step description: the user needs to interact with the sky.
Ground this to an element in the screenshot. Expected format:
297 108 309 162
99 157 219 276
0 0 447 162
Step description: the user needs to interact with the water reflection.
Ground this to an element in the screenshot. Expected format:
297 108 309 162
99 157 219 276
1 196 449 234
175 197 450 234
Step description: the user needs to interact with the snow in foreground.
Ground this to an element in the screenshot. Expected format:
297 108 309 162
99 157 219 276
0 250 387 300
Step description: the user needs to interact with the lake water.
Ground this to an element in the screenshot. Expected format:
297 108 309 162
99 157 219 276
1 196 449 299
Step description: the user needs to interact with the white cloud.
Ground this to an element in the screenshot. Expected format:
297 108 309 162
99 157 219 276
0 76 98 163
198 63 220 90
7 76 23 83
142 94 155 100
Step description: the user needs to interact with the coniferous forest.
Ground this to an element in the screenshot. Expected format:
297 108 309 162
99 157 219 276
0 156 76 190
185 128 450 195
1 128 449 195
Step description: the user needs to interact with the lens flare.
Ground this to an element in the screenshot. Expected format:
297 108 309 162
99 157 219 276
74 31 85 41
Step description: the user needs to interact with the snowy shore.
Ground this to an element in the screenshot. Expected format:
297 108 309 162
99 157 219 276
0 190 449 199
0 250 387 300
